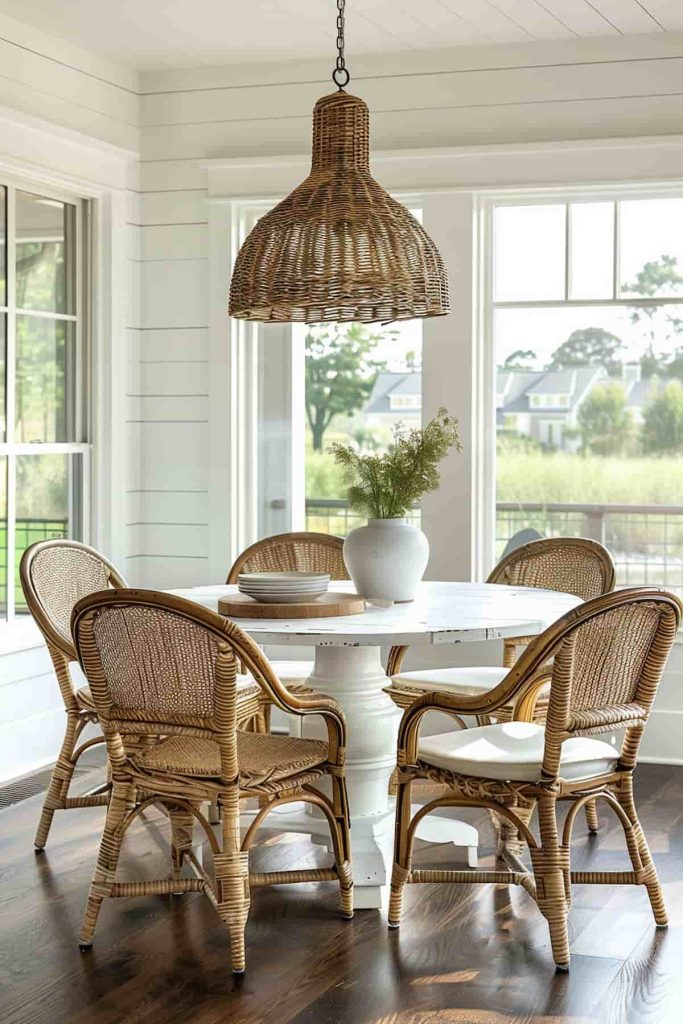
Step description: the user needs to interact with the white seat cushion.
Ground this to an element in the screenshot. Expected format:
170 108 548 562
393 665 507 696
418 721 618 783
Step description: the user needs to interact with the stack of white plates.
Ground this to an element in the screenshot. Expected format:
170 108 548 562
237 571 330 604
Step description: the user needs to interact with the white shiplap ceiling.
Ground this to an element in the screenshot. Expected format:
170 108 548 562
0 0 680 69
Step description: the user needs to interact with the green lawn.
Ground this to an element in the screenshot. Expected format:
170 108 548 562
497 451 683 506
0 520 68 610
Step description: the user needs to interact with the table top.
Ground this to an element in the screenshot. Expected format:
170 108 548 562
168 580 581 648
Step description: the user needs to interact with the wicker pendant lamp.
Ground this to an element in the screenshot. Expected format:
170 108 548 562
228 0 450 325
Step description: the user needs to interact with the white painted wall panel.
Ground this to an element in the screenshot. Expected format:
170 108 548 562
141 361 208 395
141 223 208 260
129 555 210 589
133 395 209 422
138 327 208 362
139 422 209 491
139 190 207 225
137 490 209 524
140 260 208 328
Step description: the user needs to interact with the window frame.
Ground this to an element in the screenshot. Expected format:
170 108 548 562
0 173 91 622
480 182 683 576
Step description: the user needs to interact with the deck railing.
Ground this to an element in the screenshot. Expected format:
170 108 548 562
306 498 683 594
2 517 69 612
304 498 421 537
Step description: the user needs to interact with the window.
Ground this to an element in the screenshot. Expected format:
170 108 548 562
249 204 425 542
0 182 89 621
303 318 423 536
490 192 683 594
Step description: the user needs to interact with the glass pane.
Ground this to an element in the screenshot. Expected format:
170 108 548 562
0 185 6 306
0 314 5 441
569 202 614 300
15 191 75 314
620 198 683 299
494 204 566 302
303 319 423 536
0 457 6 620
15 316 74 442
15 453 81 614
495 302 683 596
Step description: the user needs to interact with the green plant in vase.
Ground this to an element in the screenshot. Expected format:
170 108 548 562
330 408 462 600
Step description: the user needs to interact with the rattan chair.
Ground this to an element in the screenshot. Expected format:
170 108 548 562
386 538 615 835
19 540 127 850
388 586 681 972
20 539 262 850
72 588 353 974
386 537 615 721
227 531 350 720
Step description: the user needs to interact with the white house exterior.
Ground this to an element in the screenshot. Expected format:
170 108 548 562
497 363 661 450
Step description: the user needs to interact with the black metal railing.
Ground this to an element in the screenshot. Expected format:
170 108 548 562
305 498 683 594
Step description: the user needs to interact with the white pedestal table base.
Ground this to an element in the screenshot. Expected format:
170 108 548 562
239 644 479 909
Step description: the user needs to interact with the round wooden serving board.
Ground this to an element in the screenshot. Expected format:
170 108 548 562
218 591 366 619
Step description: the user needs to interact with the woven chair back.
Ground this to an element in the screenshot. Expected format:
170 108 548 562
227 531 349 582
488 536 615 602
20 539 127 658
71 589 251 782
529 588 681 776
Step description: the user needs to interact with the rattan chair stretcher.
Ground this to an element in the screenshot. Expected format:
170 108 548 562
388 586 681 972
71 588 353 975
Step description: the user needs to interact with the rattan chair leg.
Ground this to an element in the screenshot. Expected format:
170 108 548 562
80 780 135 949
169 804 196 878
325 776 354 918
215 792 251 974
530 794 571 972
494 796 534 861
35 710 82 850
214 849 251 974
388 778 414 928
584 800 600 834
616 778 668 927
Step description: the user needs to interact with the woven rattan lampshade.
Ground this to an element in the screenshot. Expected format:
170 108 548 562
228 90 450 324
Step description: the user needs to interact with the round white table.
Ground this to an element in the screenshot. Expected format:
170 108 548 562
170 580 580 909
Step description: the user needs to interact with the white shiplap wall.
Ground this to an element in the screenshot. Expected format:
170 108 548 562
0 13 139 781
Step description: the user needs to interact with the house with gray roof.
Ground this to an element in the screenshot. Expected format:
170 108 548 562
365 371 421 427
497 363 659 450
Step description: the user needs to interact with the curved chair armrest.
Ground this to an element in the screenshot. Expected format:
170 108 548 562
387 645 409 676
225 627 347 760
511 669 553 723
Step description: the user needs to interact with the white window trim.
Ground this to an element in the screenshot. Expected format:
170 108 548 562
0 110 134 645
480 179 683 576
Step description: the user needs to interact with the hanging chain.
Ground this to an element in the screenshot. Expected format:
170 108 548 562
332 0 350 89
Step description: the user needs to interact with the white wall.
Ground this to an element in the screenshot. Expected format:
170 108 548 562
0 13 138 782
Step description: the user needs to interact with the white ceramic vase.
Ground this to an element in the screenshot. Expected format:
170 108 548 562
343 517 429 602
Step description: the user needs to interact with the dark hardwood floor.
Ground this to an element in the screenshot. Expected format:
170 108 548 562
2 763 683 1024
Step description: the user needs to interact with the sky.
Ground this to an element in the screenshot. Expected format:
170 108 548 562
494 197 683 369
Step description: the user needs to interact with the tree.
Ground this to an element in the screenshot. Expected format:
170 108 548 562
305 324 386 451
577 382 634 456
501 349 536 371
623 255 683 375
549 328 624 377
642 380 683 455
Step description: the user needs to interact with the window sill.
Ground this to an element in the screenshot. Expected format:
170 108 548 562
0 618 45 657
